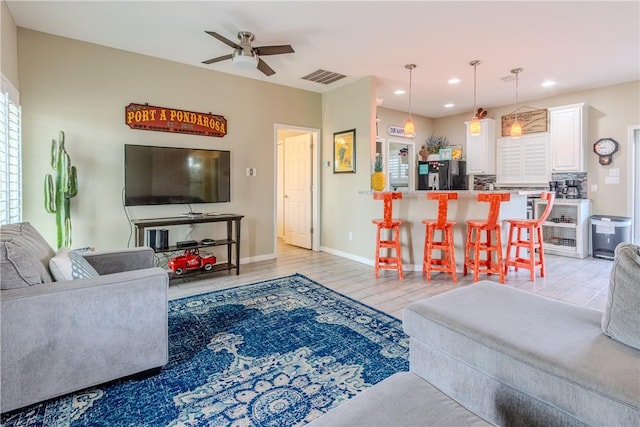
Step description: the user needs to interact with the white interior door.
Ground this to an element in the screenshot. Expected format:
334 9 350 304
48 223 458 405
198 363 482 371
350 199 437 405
283 134 312 249
276 142 284 239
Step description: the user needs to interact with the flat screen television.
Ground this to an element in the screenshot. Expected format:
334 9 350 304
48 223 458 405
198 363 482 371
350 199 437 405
124 144 231 206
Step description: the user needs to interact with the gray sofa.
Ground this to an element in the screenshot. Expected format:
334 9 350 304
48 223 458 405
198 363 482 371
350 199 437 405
0 222 169 413
311 243 640 426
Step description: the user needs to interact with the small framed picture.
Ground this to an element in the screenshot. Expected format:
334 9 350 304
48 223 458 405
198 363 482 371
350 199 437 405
439 148 452 160
451 145 463 160
333 129 356 173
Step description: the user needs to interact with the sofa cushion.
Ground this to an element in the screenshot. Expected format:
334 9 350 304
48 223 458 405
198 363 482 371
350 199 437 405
404 282 640 427
602 243 640 350
0 222 55 289
306 372 491 427
49 248 100 281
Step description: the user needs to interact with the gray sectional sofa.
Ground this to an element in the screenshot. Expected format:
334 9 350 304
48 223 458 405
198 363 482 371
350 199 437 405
311 243 640 426
0 222 169 413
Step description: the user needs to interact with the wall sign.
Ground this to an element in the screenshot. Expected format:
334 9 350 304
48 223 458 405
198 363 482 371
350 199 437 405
501 108 547 137
125 103 227 137
387 125 415 138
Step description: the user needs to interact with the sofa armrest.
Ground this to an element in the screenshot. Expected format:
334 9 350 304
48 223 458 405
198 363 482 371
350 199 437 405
81 246 155 274
0 267 169 413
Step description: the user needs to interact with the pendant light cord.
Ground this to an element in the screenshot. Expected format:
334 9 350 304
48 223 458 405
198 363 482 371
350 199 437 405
473 62 477 115
408 66 413 119
512 68 522 122
515 71 519 122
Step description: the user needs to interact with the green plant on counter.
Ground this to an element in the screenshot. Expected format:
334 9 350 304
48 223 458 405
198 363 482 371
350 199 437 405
374 153 383 172
426 135 450 154
44 130 78 249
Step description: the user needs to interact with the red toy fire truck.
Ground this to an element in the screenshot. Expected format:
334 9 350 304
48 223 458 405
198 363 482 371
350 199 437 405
168 248 216 275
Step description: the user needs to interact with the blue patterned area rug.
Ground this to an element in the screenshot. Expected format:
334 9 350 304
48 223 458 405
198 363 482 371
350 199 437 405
1 274 409 427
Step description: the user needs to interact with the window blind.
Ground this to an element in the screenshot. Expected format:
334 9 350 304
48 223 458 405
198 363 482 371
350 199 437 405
0 75 22 225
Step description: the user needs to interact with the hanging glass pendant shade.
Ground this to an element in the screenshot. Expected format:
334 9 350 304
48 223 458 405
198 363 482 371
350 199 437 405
469 116 481 136
403 117 415 137
510 120 522 138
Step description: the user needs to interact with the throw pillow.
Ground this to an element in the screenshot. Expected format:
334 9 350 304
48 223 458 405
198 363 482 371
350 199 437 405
601 242 640 350
0 222 55 289
49 247 100 281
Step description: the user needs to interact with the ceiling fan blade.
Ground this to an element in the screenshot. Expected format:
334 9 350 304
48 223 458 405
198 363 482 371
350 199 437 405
257 58 275 76
254 45 295 56
205 31 241 49
202 54 233 65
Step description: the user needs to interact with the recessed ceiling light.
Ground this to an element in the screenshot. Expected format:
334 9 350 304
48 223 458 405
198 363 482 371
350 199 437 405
444 103 455 108
542 80 556 87
448 78 461 85
394 89 406 95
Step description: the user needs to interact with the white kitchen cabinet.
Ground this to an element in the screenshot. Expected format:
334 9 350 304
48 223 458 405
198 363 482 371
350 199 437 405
465 118 495 174
549 103 587 172
534 198 591 258
496 134 550 185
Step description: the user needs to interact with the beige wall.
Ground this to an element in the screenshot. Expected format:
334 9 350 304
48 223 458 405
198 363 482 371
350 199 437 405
375 107 435 157
18 29 322 259
1 0 19 86
320 76 376 257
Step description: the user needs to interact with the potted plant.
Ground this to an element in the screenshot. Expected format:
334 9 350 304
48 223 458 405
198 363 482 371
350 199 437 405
371 154 385 191
425 135 450 159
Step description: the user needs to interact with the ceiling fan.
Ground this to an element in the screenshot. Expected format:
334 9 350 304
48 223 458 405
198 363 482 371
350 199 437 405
202 31 294 76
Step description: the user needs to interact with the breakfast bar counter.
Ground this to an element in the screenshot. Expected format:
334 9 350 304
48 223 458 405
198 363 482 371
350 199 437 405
361 190 528 271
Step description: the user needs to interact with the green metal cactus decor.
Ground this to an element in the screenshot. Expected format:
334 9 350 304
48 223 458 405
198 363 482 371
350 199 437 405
44 131 78 249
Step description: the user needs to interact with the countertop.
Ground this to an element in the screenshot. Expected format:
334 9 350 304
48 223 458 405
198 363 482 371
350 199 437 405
359 190 533 197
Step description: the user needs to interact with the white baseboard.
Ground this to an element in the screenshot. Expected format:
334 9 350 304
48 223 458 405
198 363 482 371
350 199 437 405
239 247 426 272
319 246 422 272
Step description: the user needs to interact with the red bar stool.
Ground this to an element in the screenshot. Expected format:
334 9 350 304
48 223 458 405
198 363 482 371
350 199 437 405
464 193 511 283
422 192 458 281
372 192 403 279
504 192 556 281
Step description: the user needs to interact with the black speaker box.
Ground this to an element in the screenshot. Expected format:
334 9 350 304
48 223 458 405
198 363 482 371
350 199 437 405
146 229 169 250
146 229 157 249
157 229 169 250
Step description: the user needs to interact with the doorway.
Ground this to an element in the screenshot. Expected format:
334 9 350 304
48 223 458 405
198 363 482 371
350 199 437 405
387 139 415 191
275 124 320 254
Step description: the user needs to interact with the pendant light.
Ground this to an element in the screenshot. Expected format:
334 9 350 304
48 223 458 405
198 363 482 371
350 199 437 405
469 60 481 136
403 64 416 138
510 68 523 139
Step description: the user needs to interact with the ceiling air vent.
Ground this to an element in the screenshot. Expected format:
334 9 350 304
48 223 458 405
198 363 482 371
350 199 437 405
301 69 347 85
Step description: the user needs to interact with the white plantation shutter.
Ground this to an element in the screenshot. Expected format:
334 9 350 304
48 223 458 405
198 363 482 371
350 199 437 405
0 75 22 224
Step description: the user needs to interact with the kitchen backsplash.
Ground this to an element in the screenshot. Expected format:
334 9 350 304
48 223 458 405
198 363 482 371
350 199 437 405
472 173 588 199
550 172 588 199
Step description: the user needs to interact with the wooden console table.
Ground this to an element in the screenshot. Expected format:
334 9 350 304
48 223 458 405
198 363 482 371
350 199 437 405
131 214 244 276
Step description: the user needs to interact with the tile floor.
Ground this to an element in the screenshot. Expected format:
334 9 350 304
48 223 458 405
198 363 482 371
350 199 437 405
167 241 614 320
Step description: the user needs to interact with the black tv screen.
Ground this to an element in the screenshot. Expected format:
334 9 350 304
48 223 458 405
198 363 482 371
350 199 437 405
124 144 231 206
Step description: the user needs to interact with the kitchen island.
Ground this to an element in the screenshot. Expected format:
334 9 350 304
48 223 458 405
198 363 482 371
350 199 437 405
361 190 528 272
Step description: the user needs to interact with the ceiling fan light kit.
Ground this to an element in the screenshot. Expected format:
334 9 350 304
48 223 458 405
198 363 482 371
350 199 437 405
202 31 294 76
469 60 482 136
232 52 259 69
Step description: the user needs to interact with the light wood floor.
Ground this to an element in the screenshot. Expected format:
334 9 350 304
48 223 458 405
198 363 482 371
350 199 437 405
168 240 613 319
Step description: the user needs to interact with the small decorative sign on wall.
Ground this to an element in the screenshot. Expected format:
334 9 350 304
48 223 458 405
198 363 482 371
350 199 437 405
387 125 415 138
501 108 548 137
125 103 227 137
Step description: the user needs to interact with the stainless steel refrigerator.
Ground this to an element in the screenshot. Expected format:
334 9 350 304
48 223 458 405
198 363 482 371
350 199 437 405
417 160 467 190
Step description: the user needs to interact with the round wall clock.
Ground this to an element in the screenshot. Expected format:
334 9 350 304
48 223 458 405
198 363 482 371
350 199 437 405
593 138 619 165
